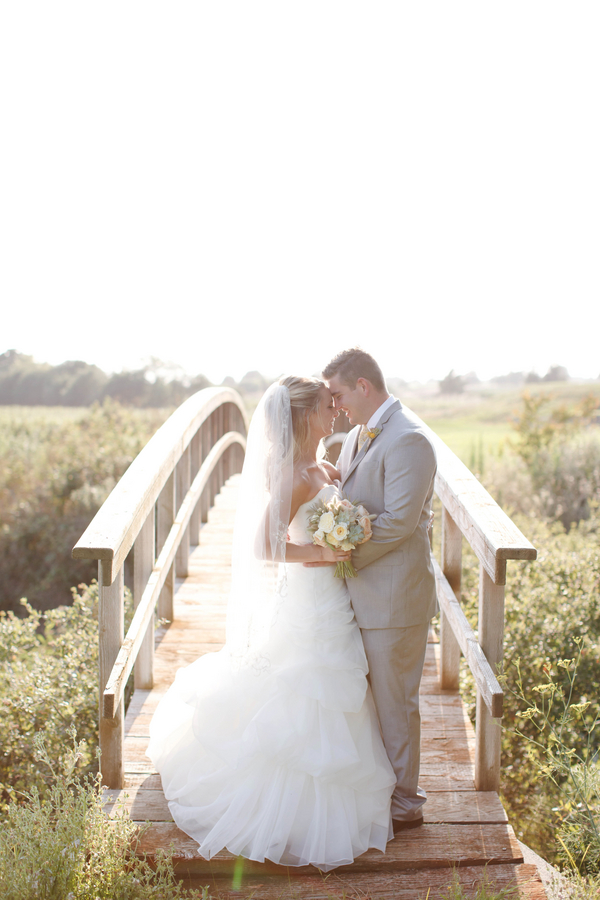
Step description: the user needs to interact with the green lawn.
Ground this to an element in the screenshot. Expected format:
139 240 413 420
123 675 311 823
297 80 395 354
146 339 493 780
402 380 600 465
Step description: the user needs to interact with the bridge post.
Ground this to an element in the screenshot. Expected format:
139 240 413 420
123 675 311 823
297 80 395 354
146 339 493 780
216 406 224 493
222 404 231 482
209 412 217 509
157 472 175 622
134 510 155 689
440 508 462 690
98 560 124 788
474 564 505 791
200 418 210 523
176 446 191 577
190 431 201 544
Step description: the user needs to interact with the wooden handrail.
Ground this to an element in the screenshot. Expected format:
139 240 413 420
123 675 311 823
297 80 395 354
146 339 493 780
76 389 535 793
416 420 536 584
432 558 503 718
73 387 247 585
325 408 536 793
102 431 246 719
72 387 248 788
406 408 536 791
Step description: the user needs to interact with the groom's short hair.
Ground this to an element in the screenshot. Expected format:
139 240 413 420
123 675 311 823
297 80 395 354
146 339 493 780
322 348 386 392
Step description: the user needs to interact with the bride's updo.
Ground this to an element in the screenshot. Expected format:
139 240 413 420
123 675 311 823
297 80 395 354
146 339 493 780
278 375 325 461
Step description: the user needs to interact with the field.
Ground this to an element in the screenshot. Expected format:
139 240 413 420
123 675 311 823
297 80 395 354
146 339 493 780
0 402 170 613
404 380 600 463
1 382 600 872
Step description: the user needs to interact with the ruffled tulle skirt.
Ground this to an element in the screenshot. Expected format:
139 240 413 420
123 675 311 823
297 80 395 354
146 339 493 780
147 564 394 870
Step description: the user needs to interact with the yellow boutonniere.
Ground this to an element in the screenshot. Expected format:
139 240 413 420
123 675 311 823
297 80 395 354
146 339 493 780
366 427 382 441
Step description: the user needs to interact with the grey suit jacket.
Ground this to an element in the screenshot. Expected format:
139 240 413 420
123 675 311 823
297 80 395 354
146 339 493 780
339 400 438 629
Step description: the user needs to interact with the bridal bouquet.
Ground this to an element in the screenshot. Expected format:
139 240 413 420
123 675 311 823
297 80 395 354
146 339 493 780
306 494 376 578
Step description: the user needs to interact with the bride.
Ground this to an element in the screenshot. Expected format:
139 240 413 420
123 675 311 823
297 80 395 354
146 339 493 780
147 376 395 870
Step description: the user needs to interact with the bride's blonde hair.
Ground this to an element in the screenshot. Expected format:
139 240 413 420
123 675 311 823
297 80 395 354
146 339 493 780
278 375 326 461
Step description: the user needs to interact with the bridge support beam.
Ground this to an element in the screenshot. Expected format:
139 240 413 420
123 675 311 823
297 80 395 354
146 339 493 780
440 508 462 690
475 566 505 791
176 446 191 577
157 472 175 623
99 560 124 789
134 510 155 690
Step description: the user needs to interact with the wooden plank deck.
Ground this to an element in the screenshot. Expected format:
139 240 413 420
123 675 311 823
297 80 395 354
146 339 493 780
105 476 546 898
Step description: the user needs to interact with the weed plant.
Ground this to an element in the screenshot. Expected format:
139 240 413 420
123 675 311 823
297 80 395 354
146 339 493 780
0 581 133 814
437 392 600 868
0 730 207 900
500 640 600 876
0 400 167 613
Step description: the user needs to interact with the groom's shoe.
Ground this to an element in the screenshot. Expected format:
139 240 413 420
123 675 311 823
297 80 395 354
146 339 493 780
392 815 423 835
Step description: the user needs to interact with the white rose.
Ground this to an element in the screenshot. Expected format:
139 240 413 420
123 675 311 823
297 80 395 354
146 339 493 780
332 523 348 541
313 529 327 547
341 540 354 551
318 512 335 533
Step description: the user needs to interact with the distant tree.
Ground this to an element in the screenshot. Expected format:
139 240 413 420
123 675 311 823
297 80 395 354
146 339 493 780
0 351 213 407
0 349 24 370
44 360 107 406
188 373 212 393
103 370 152 406
386 378 409 395
525 371 542 383
491 372 526 386
62 362 108 405
238 370 270 394
543 365 569 382
439 370 465 395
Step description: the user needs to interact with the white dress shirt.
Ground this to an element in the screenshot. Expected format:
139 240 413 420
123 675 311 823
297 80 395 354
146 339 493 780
367 395 397 429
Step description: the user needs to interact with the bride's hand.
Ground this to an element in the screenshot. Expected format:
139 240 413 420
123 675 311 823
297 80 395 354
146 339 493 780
305 546 351 567
322 546 351 563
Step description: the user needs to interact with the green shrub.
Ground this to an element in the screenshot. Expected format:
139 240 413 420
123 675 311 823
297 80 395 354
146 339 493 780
0 583 123 812
0 401 167 612
506 392 600 529
500 640 600 877
456 510 600 863
0 730 207 900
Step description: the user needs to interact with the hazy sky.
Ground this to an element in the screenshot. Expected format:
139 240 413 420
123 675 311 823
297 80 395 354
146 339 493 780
1 2 598 385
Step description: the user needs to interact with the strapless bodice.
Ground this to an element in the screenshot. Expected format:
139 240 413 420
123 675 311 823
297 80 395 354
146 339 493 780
288 483 340 543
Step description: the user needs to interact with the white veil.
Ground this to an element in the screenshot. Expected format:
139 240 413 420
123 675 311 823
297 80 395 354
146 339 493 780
225 382 294 666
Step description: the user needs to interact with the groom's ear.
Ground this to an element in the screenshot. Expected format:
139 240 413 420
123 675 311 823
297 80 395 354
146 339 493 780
356 377 370 395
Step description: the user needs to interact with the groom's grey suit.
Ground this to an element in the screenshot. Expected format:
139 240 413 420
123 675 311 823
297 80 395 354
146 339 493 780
338 399 438 821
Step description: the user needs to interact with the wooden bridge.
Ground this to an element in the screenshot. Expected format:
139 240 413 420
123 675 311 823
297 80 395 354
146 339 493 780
73 387 546 898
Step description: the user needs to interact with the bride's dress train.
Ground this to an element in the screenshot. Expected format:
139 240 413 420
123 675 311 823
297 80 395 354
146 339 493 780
147 485 394 870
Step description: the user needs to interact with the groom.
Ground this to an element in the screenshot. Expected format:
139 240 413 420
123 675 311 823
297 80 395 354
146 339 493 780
320 348 438 832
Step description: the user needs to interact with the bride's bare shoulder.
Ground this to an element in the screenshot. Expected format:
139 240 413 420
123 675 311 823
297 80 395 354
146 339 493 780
321 460 341 482
291 468 313 506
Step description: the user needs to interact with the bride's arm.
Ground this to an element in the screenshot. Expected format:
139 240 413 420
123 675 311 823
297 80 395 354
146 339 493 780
256 481 351 564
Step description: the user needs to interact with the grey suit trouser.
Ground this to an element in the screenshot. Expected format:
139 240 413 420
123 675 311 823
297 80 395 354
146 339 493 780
360 621 430 822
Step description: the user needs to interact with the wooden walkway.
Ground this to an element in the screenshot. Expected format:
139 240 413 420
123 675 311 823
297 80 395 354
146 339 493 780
105 477 546 899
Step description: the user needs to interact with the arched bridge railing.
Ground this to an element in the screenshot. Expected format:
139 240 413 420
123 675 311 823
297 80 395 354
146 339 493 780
74 388 534 794
326 408 536 793
73 388 248 788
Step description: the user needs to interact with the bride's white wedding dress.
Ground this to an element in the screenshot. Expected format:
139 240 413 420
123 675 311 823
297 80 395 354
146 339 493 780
147 484 394 870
